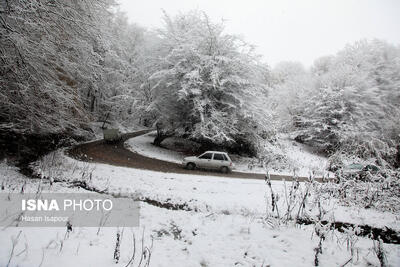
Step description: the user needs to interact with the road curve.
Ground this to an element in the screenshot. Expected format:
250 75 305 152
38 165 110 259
67 130 315 181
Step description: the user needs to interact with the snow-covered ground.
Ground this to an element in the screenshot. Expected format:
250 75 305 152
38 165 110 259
125 132 185 164
0 153 399 266
126 132 332 177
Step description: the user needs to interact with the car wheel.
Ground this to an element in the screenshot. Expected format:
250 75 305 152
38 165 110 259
220 166 229 174
186 163 196 170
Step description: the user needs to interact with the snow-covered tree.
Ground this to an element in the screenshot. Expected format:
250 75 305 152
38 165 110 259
269 61 314 131
97 12 147 126
147 11 270 155
0 0 115 137
0 0 160 147
295 40 400 167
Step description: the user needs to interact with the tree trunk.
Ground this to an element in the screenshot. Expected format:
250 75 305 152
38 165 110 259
395 144 400 168
153 123 171 147
101 112 110 129
153 134 168 147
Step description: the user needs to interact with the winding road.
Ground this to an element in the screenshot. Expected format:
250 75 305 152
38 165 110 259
68 130 316 181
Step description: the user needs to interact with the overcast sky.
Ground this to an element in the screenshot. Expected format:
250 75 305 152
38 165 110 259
117 0 400 67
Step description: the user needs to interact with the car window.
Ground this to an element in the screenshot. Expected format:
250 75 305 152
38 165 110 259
222 154 229 161
364 165 378 172
199 153 213 159
213 153 224 161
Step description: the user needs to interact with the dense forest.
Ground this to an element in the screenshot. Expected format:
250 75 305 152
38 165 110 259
1 0 399 171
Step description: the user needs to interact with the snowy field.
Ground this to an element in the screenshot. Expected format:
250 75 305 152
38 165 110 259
0 152 399 266
126 132 332 177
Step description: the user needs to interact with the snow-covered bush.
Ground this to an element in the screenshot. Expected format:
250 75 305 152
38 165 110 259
328 137 398 171
328 169 400 212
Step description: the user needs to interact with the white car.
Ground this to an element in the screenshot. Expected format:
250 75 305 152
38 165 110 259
182 151 234 173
